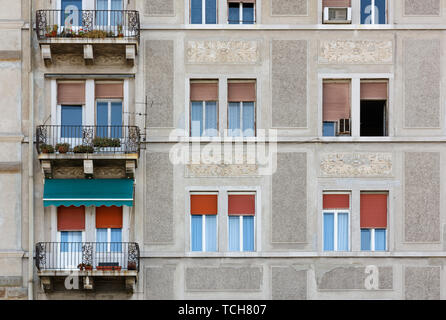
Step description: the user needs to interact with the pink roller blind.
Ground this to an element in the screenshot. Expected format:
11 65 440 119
323 0 351 8
228 82 256 102
360 82 388 100
323 82 351 121
95 83 124 99
57 82 85 105
190 82 219 101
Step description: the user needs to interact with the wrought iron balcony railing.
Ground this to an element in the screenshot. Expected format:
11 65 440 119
36 125 140 155
35 242 140 272
36 9 140 41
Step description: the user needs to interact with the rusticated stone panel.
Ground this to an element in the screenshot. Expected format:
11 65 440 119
272 153 307 243
186 41 259 64
404 152 440 242
405 267 440 300
272 40 307 128
145 40 174 127
317 266 393 290
272 267 307 300
271 0 308 16
404 39 441 128
145 152 174 244
145 266 175 300
144 0 174 16
186 267 262 291
404 0 440 15
319 40 393 64
320 153 392 177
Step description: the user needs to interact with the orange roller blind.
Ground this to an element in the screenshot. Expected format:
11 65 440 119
57 82 85 105
323 82 351 122
323 194 350 209
360 194 387 228
228 195 255 215
57 206 85 231
360 82 388 100
323 0 351 8
190 82 218 101
96 206 123 228
95 83 124 99
228 81 256 102
191 194 218 215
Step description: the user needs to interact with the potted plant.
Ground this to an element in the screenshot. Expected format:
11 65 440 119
55 143 70 154
117 24 124 38
84 264 93 271
93 137 121 148
40 144 54 154
127 261 137 271
73 145 94 153
51 24 58 37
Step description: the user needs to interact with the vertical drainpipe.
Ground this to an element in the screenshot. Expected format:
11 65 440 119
28 0 34 300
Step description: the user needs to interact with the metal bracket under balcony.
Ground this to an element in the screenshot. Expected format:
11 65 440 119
36 10 139 66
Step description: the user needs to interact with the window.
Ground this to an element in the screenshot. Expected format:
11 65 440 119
323 193 350 251
190 0 217 24
61 106 83 138
228 0 255 24
95 82 124 138
190 80 219 137
228 194 255 251
96 0 123 26
361 0 387 24
58 82 85 138
322 0 352 24
96 206 123 252
360 193 387 251
58 206 85 253
62 0 82 26
323 80 351 137
227 80 256 137
190 194 218 252
360 80 388 136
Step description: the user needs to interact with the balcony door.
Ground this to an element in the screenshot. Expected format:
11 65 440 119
96 0 123 32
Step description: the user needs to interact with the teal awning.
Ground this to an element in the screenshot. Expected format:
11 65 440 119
43 179 134 207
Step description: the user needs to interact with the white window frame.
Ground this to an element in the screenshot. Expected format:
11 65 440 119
361 0 387 25
227 2 256 24
190 100 219 137
361 228 387 251
322 209 351 251
227 191 256 252
95 227 123 251
227 101 256 137
190 0 218 24
95 98 123 136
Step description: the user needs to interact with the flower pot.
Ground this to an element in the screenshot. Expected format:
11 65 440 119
84 265 93 271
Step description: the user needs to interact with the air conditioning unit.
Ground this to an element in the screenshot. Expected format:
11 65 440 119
338 118 351 135
323 7 352 24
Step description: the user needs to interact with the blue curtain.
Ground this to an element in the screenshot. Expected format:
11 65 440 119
111 102 123 138
111 0 123 26
242 102 255 137
61 105 82 138
110 228 122 252
96 228 108 252
228 102 241 136
361 229 371 251
337 212 349 251
242 3 254 24
323 122 336 136
61 231 82 252
96 0 108 26
375 229 386 251
205 102 218 137
228 216 240 251
205 0 217 24
191 102 203 136
228 3 239 24
323 213 334 251
205 215 217 251
191 0 202 24
191 215 203 251
242 216 255 251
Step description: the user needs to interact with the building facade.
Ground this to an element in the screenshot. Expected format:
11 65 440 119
0 0 445 300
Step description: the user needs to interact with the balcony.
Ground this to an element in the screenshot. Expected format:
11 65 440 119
36 242 140 292
36 125 140 179
36 9 140 65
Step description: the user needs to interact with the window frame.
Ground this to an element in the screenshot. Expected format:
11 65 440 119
227 191 256 252
227 101 256 137
190 100 219 137
190 0 218 24
189 192 219 252
322 209 351 252
95 98 123 137
227 2 256 24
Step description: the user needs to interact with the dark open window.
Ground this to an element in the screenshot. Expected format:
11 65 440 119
360 81 388 136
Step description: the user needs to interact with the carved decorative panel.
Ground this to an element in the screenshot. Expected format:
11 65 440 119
186 164 258 177
94 167 126 178
186 40 259 64
53 166 84 178
319 40 393 64
320 153 392 177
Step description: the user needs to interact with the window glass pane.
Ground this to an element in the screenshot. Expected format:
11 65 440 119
61 231 82 252
205 215 217 252
96 0 108 25
228 102 241 136
191 102 203 136
375 0 386 24
337 212 349 251
96 228 108 252
191 0 203 24
205 102 218 137
61 105 82 138
323 122 336 136
205 0 217 24
242 216 255 251
375 229 386 251
242 102 255 136
62 0 82 26
111 0 123 26
360 0 372 24
96 102 108 137
110 228 122 252
361 229 371 251
323 213 334 251
191 215 203 251
228 3 239 24
111 102 123 138
228 216 240 251
242 3 254 24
